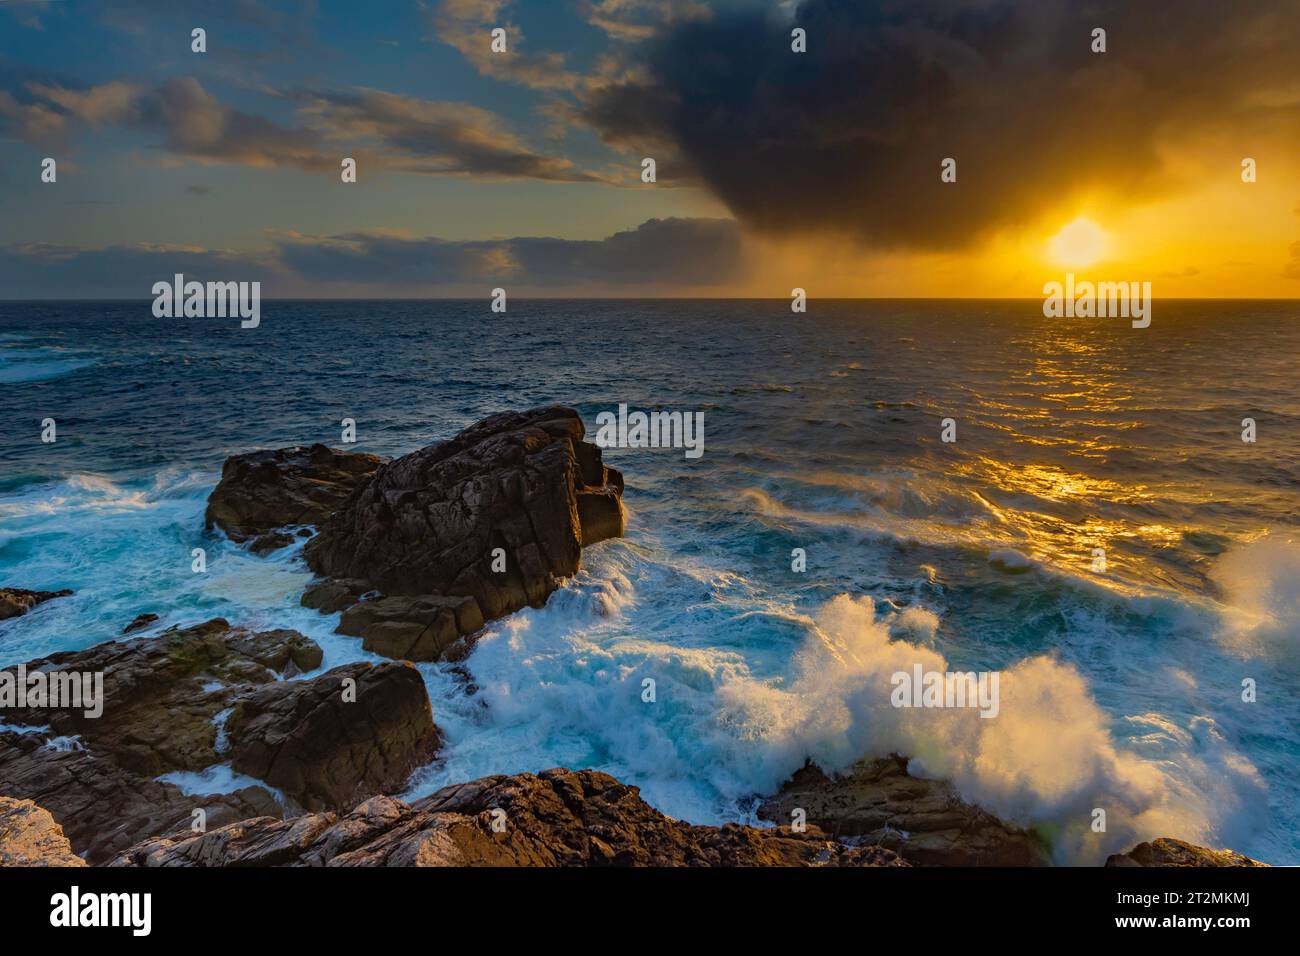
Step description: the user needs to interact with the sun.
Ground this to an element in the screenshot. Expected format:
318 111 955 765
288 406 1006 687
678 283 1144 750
1047 217 1109 268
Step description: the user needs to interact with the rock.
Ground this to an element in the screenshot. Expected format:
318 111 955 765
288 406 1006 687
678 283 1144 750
1 618 323 756
301 579 369 614
205 443 385 543
249 531 297 555
757 755 1049 866
111 768 908 867
0 587 72 621
122 613 159 634
225 660 442 813
1 724 285 866
0 797 85 866
1105 838 1268 867
0 617 438 862
336 594 484 661
301 407 625 662
0 619 318 862
576 487 624 547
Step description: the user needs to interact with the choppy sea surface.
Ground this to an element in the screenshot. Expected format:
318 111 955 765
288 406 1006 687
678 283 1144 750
1 299 1297 864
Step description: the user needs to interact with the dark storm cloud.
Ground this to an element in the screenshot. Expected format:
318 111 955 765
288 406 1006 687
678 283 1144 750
0 219 747 296
582 0 1300 250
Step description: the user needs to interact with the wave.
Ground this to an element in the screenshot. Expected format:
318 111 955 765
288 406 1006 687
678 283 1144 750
402 538 1268 863
770 595 1265 864
0 469 354 668
1212 533 1300 654
0 464 1287 863
0 343 96 384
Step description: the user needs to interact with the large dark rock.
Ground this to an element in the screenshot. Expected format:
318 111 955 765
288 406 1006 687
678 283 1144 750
300 407 625 662
0 618 440 862
0 587 72 621
1105 838 1268 867
757 755 1050 866
111 768 907 867
205 443 385 543
225 660 441 813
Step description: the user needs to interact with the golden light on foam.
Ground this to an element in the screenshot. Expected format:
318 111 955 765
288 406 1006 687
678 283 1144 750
1047 217 1109 268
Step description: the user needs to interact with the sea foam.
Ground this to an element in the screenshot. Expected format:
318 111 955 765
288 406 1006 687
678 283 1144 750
1213 533 1300 654
409 544 1268 863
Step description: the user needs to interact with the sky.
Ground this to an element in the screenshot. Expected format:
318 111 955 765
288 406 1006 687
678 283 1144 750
1 0 1299 298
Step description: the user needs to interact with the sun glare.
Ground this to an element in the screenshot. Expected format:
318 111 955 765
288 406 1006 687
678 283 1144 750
1048 217 1109 268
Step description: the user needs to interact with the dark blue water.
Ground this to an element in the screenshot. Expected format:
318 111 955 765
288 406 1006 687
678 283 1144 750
2 299 1297 863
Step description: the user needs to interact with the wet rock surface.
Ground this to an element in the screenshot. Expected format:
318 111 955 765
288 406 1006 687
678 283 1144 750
225 660 441 813
122 612 160 634
757 755 1050 866
1105 837 1268 867
0 618 439 862
112 768 908 868
299 407 625 662
204 443 385 543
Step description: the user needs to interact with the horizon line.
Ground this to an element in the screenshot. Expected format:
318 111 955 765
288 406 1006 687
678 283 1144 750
3 296 1300 303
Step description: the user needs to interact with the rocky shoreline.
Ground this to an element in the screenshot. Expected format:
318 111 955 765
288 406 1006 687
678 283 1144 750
0 406 1267 867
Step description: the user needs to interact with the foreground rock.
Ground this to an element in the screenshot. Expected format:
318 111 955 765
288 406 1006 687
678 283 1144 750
1106 838 1268 867
112 768 907 867
758 756 1049 866
0 619 439 862
0 587 73 621
0 797 85 866
205 443 385 545
226 660 440 812
299 407 625 662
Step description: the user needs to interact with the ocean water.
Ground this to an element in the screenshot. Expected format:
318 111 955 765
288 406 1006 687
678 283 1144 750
1 299 1297 865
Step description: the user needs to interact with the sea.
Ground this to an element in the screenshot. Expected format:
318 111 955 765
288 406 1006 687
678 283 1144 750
1 299 1297 865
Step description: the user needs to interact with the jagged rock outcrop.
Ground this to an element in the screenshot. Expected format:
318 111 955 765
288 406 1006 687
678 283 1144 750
757 755 1049 866
1105 838 1268 867
1 618 323 763
0 619 440 862
298 407 625 662
204 443 385 546
0 796 85 866
111 768 907 868
0 587 73 621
